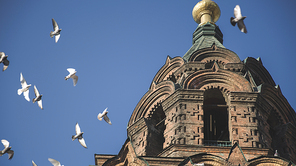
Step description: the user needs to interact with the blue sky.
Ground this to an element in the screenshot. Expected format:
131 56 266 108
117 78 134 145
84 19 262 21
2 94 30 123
0 1 295 166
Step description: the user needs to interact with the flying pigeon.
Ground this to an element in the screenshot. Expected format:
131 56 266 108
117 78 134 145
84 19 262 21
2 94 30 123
33 85 43 109
65 68 78 86
48 158 64 166
32 160 37 166
0 52 9 71
50 18 62 43
17 73 31 102
72 123 87 148
0 139 14 160
230 5 247 33
97 108 112 125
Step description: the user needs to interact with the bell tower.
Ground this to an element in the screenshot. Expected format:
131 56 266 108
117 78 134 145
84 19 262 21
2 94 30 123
95 0 296 165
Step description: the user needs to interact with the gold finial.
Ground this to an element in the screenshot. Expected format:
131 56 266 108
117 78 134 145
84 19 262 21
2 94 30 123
192 0 221 25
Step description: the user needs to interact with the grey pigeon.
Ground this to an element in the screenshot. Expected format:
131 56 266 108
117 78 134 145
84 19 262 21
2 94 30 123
32 160 37 166
48 158 64 166
50 18 62 43
65 68 78 86
230 5 247 33
0 52 9 71
33 85 43 109
0 139 14 160
72 123 87 148
97 108 112 125
17 73 31 102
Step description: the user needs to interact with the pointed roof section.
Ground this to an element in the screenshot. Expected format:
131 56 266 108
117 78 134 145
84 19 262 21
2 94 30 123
183 0 225 62
226 142 247 165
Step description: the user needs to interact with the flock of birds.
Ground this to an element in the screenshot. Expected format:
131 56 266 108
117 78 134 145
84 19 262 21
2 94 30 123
0 4 248 166
0 18 112 166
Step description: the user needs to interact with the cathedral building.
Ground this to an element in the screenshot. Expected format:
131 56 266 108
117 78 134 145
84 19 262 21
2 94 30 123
94 0 296 165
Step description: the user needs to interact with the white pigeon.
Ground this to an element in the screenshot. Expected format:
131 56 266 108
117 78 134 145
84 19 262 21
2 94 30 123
32 160 37 166
0 52 9 71
72 123 87 148
230 5 247 33
48 158 64 166
50 18 62 43
0 139 14 160
17 73 31 102
97 108 112 125
33 85 43 109
65 68 78 86
274 150 279 156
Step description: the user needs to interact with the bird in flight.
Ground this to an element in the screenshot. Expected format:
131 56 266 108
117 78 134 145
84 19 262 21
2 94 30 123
32 160 37 166
50 18 62 43
72 123 87 148
33 85 43 109
97 108 112 125
17 73 31 102
48 158 64 166
0 52 9 71
230 5 247 33
0 139 14 160
65 68 78 86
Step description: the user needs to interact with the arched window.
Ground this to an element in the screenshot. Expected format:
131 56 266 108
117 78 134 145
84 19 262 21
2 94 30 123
203 89 229 144
146 103 166 155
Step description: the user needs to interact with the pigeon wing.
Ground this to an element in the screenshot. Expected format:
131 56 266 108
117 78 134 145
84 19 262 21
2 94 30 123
103 107 108 114
37 100 43 110
7 150 14 159
32 160 37 166
52 18 59 31
20 73 28 88
0 52 4 60
75 123 81 135
71 75 78 86
237 20 247 33
1 139 9 148
78 137 87 148
55 34 60 43
34 85 40 97
103 115 112 125
234 5 242 18
24 90 30 102
67 68 76 74
48 158 61 166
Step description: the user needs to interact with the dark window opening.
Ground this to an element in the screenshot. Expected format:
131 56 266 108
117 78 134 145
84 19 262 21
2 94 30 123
146 103 166 156
203 89 229 142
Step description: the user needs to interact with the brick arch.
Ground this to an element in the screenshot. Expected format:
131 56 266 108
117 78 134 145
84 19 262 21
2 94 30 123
260 83 296 125
179 153 227 165
188 47 242 64
244 57 276 86
151 56 184 84
128 81 176 127
247 156 293 166
182 69 253 93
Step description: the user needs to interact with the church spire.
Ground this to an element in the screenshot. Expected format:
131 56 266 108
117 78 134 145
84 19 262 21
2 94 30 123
183 0 224 62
